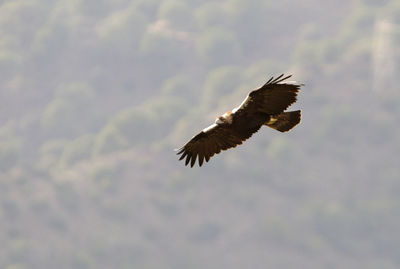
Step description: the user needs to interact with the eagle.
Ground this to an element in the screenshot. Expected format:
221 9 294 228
176 74 302 167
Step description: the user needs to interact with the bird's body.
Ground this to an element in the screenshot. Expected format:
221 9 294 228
176 74 303 167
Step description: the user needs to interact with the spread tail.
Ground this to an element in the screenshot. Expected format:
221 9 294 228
265 110 301 132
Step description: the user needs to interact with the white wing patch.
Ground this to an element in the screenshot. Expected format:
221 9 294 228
281 81 303 85
232 95 250 113
202 123 217 133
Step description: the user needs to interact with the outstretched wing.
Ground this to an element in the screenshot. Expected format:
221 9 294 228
236 74 301 115
176 123 253 167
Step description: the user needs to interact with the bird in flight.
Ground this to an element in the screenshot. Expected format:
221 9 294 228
176 74 302 167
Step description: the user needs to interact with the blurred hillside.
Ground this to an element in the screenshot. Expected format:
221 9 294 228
1 0 400 268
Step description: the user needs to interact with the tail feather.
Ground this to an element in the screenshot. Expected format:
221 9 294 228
265 110 301 132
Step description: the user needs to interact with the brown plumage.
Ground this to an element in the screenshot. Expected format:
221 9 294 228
176 74 303 167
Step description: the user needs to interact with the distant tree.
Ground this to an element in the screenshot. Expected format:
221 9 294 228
161 74 196 104
196 27 242 67
132 0 162 19
139 32 187 84
362 0 390 7
226 0 270 52
244 60 288 83
92 125 127 156
93 96 186 155
195 2 228 30
37 139 69 171
202 66 243 109
266 136 293 161
96 6 148 56
384 1 400 24
59 135 95 167
0 51 21 82
157 0 193 30
33 21 70 60
41 82 96 138
189 222 221 242
90 165 120 194
0 125 21 171
0 140 21 171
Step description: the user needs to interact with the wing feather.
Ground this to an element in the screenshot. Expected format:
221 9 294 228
198 153 204 167
190 153 197 167
237 74 301 115
198 143 205 167
185 154 191 166
179 151 187 161
177 123 247 167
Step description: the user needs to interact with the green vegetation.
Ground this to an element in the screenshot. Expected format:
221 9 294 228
0 0 400 268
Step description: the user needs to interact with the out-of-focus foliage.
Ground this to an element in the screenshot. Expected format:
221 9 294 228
196 27 242 67
0 124 22 171
41 82 97 137
1 0 400 268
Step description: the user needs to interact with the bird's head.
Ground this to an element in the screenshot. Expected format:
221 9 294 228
215 111 233 125
215 116 225 124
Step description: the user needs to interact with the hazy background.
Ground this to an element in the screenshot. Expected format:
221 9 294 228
1 0 400 268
